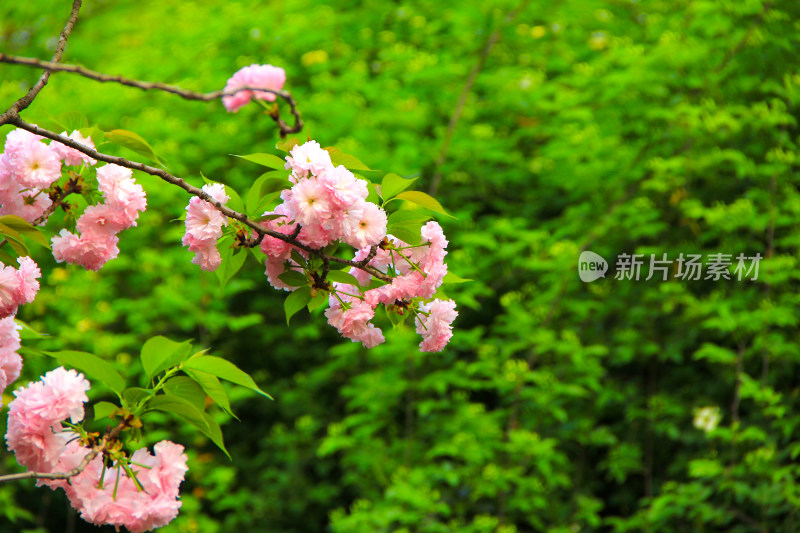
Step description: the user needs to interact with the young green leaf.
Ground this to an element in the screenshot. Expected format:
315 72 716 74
140 336 193 382
201 413 231 460
325 147 372 171
393 191 454 218
44 351 126 396
234 153 286 169
216 243 247 291
122 387 153 409
276 137 300 153
105 129 166 166
163 376 207 410
442 272 472 284
93 401 118 421
381 173 417 201
284 286 312 325
182 356 272 399
279 270 308 287
307 291 329 313
326 270 360 286
186 369 235 418
146 395 209 430
223 185 245 213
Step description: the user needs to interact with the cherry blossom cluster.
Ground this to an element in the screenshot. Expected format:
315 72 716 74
182 183 230 270
256 140 387 289
52 164 147 271
222 64 286 113
6 368 188 533
0 129 94 224
327 222 457 352
0 317 22 397
0 256 41 319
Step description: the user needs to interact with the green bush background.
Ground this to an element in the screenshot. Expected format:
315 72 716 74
2 0 800 531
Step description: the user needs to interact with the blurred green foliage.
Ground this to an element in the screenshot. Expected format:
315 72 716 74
2 0 800 531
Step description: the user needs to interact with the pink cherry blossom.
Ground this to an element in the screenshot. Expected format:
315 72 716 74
284 140 333 179
0 317 22 396
51 229 120 271
222 64 286 113
2 129 62 190
345 202 387 250
415 299 458 352
325 300 385 348
182 183 229 271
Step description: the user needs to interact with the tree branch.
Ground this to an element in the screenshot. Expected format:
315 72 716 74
0 54 303 137
6 0 83 117
0 419 126 484
2 118 391 282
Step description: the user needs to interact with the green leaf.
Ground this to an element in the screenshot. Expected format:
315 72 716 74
381 173 417 200
387 210 431 227
366 183 381 205
284 286 312 325
216 243 247 290
44 350 125 395
279 270 308 287
164 376 207 410
186 369 235 418
105 129 166 166
0 229 30 256
234 153 286 169
307 291 329 313
15 319 47 339
0 249 16 264
246 174 290 215
223 185 245 213
290 250 307 267
146 394 209 430
326 148 373 171
55 111 88 132
140 336 193 382
393 191 454 218
200 412 231 460
93 401 118 421
442 272 471 284
276 137 300 153
387 221 422 245
182 356 272 399
326 270 360 286
122 387 152 409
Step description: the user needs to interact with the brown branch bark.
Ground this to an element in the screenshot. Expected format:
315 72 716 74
2 118 391 282
0 54 303 137
0 420 126 484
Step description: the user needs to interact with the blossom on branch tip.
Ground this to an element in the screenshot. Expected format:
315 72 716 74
5 369 189 532
0 257 41 319
222 64 286 113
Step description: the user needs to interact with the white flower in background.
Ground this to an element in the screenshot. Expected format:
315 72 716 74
693 406 721 433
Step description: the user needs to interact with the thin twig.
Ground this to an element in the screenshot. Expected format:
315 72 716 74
6 0 82 117
0 54 303 137
0 420 126 484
